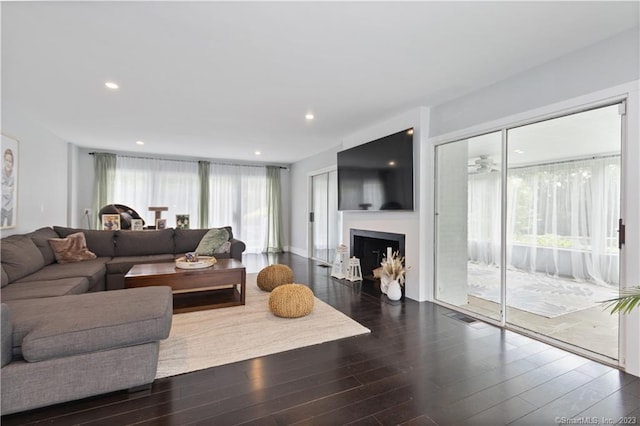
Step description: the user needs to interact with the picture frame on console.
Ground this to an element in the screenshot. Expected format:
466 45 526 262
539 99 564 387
156 218 167 230
102 214 121 231
176 214 190 229
1 133 19 230
131 218 144 231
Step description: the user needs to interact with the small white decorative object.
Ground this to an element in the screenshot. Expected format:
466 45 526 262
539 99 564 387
386 279 402 301
346 257 363 282
331 244 348 279
131 219 143 231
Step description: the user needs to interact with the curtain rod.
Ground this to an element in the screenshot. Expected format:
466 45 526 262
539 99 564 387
507 153 620 170
88 152 289 170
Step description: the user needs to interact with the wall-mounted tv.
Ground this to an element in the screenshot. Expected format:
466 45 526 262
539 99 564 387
338 128 414 211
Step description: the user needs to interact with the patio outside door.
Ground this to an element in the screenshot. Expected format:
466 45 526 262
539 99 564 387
434 103 623 361
310 169 340 264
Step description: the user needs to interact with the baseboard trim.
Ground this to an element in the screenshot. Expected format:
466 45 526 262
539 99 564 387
288 246 308 258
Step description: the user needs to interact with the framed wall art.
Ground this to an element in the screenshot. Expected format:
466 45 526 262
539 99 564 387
1 133 19 229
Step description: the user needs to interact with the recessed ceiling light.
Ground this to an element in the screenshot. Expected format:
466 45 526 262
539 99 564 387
305 113 314 120
255 151 261 156
389 161 396 166
136 140 144 145
407 129 414 135
514 149 525 154
105 81 119 90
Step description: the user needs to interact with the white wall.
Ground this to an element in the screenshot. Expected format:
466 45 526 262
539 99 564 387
430 27 640 138
433 140 468 305
0 104 68 235
75 147 96 228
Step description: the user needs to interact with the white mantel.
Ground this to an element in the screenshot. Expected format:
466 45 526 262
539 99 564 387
342 213 422 300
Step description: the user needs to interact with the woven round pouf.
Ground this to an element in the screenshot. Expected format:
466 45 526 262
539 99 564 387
257 264 294 292
269 284 314 318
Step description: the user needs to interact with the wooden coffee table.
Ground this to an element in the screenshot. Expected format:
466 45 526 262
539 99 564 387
124 258 246 314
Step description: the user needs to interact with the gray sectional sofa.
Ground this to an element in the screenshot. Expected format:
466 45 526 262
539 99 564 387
0 225 245 415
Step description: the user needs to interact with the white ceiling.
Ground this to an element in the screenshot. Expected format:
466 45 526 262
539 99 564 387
2 1 638 164
467 103 622 168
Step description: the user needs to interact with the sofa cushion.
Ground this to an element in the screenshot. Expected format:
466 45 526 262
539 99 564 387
1 265 9 288
48 232 97 264
106 254 176 275
174 228 209 253
54 227 116 257
0 278 90 301
1 304 12 367
195 228 229 256
14 287 172 362
28 227 59 265
1 235 46 283
115 229 174 256
15 258 109 292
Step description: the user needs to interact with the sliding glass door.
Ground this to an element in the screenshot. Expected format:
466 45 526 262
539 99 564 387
434 103 623 360
311 170 340 264
505 105 621 359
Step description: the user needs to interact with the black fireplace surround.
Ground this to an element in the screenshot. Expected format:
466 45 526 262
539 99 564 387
350 229 406 291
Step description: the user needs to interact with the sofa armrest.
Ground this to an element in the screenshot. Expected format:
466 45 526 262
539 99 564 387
229 238 246 261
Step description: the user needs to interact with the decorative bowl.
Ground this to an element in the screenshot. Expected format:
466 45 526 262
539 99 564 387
175 255 217 269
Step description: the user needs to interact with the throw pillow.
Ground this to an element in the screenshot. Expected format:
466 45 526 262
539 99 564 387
195 228 229 256
214 241 231 254
48 232 97 264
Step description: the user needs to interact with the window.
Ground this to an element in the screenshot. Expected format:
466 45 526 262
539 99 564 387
208 164 268 253
113 156 200 228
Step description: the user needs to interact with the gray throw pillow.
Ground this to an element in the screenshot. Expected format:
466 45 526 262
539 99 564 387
195 228 230 256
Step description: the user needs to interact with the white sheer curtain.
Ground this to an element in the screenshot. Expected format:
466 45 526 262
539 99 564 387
468 171 501 265
113 156 200 228
506 157 619 286
468 156 620 286
208 164 267 253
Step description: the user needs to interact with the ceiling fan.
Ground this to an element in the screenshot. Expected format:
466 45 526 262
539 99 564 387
468 155 500 174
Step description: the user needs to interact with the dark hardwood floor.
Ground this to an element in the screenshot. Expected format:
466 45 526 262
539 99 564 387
3 253 639 425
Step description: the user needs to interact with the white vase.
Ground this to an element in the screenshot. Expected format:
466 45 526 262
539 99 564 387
380 275 391 294
386 279 402 301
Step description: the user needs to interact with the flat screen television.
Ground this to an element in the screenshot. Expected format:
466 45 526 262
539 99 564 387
338 128 414 211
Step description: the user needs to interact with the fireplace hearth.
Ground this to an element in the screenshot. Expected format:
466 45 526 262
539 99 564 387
350 229 406 298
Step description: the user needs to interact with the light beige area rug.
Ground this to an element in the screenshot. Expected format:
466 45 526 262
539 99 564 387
156 274 370 379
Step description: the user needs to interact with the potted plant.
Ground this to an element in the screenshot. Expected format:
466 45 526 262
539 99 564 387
380 251 406 301
602 286 640 314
